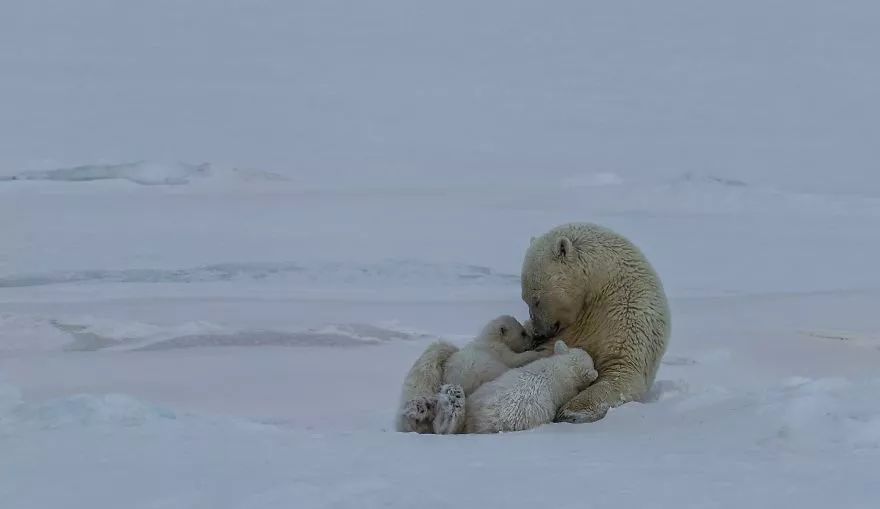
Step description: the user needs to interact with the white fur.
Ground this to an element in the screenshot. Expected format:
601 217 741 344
395 315 545 433
397 223 670 431
442 315 544 395
432 384 466 435
522 222 671 423
464 341 598 433
395 340 459 433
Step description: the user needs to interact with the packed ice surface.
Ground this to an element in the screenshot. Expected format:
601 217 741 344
2 1 880 508
0 161 211 186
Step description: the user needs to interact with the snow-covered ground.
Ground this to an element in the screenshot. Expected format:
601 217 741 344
2 1 880 508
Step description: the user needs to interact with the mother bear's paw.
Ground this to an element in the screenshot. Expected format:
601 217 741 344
555 400 611 424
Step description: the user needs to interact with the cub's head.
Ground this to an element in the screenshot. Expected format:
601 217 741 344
480 315 533 353
552 341 598 384
522 227 591 341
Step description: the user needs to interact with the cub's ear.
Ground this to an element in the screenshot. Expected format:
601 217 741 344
554 236 574 260
553 340 569 354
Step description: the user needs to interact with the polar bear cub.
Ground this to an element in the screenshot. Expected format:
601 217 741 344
442 315 545 395
463 340 598 433
400 315 546 434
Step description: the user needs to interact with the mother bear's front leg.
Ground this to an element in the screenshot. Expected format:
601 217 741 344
554 372 643 423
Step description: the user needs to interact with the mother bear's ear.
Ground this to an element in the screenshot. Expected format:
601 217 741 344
553 236 574 261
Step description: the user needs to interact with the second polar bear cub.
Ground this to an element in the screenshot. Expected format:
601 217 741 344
443 315 546 395
401 315 546 434
464 340 598 433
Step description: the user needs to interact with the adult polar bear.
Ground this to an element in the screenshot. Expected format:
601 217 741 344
522 222 670 423
396 222 670 430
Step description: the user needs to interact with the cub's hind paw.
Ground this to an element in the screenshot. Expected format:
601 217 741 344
402 396 436 421
438 384 465 407
433 384 466 434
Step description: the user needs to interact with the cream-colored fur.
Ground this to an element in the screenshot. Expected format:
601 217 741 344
463 340 598 433
396 316 545 433
442 315 544 395
522 222 671 423
396 340 459 433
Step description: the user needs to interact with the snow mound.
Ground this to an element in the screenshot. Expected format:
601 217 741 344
0 383 175 432
540 171 880 218
50 318 227 352
647 174 880 217
0 314 73 353
768 378 880 451
634 377 880 452
134 323 428 351
29 315 431 352
12 394 176 430
0 260 519 289
0 161 211 185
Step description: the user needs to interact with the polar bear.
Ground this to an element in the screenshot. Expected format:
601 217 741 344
396 340 459 433
396 315 546 433
443 315 545 394
522 222 670 423
462 340 598 433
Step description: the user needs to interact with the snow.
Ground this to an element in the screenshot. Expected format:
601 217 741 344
2 1 880 507
0 161 211 186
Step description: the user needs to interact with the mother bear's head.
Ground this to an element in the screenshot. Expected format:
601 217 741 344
521 225 584 341
521 223 612 341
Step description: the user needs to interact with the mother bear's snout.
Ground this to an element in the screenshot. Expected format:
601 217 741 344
529 318 561 344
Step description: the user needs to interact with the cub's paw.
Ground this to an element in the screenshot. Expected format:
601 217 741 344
402 396 436 422
438 384 465 408
534 343 556 357
433 384 466 434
